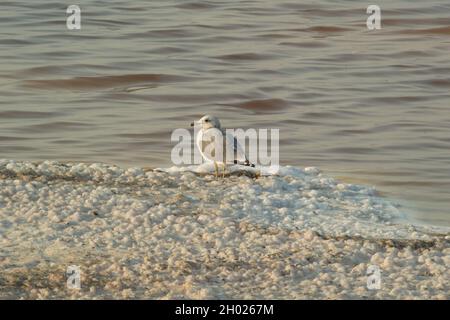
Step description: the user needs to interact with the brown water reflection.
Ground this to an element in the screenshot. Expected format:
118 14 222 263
0 0 450 226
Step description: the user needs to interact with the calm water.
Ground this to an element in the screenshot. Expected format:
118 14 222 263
0 0 450 226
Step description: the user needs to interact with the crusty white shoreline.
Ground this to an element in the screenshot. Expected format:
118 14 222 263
0 160 448 299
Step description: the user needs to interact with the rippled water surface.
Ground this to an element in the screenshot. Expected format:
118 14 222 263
0 0 450 226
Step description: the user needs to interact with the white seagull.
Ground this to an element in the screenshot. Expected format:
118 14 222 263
190 115 254 177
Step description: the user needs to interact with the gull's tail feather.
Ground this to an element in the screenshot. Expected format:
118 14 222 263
234 160 256 168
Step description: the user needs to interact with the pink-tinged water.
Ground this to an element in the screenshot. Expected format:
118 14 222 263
0 0 450 226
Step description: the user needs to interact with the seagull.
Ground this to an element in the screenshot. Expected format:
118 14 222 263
190 115 254 177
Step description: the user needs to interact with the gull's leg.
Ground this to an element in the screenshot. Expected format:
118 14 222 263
222 163 226 178
214 161 219 179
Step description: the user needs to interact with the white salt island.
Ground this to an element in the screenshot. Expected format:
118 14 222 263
0 160 448 299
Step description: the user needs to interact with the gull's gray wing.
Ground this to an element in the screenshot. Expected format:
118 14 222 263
225 130 248 164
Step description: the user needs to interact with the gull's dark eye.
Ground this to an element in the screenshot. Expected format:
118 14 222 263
205 119 210 122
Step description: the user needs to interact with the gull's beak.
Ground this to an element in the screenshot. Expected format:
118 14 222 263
190 122 195 127
190 120 199 127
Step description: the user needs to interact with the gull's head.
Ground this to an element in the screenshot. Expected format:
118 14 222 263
190 115 221 130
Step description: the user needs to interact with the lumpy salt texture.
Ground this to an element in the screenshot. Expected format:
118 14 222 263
0 160 448 299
